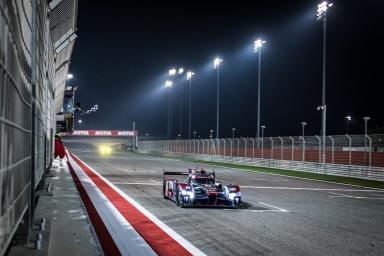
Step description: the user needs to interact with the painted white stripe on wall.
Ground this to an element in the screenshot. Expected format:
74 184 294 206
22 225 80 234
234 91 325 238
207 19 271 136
68 155 156 256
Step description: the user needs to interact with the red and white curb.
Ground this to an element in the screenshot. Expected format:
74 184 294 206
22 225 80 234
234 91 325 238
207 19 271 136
66 152 205 256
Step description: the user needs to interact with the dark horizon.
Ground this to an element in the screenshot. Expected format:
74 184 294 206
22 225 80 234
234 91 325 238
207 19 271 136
69 0 383 138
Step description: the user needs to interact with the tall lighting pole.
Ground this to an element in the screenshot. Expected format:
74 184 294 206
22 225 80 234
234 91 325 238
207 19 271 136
363 116 370 149
261 125 266 158
363 116 370 166
317 1 333 163
345 115 351 134
253 39 266 142
178 68 184 137
165 80 173 139
186 71 195 139
213 57 223 139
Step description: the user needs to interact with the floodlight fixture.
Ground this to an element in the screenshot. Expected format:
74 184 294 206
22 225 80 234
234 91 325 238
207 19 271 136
317 1 333 21
253 39 266 52
213 57 223 69
186 71 195 80
165 80 173 88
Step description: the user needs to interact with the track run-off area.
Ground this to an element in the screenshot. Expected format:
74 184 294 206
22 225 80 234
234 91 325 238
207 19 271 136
65 139 384 256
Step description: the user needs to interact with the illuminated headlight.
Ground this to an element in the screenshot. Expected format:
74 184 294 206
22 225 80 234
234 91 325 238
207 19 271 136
99 145 112 155
181 190 194 199
228 192 241 201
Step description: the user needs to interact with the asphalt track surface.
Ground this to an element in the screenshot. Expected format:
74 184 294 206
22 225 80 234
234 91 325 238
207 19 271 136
64 138 384 256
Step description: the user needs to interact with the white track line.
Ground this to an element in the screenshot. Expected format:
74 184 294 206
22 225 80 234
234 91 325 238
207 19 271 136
113 182 162 186
257 202 289 212
148 179 161 183
328 192 384 200
250 209 288 213
241 186 382 192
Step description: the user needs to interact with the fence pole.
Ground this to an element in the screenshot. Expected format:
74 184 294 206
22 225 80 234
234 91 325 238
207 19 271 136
230 139 233 156
300 136 305 162
328 136 334 164
237 139 240 157
315 135 321 163
366 135 372 167
197 140 200 155
279 137 283 160
243 138 247 157
345 135 351 166
202 140 205 155
217 139 220 156
250 138 255 158
222 139 226 157
289 136 294 161
269 137 274 160
261 137 264 158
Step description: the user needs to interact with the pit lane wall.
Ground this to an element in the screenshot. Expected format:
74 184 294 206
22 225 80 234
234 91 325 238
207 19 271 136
137 135 384 182
0 0 77 254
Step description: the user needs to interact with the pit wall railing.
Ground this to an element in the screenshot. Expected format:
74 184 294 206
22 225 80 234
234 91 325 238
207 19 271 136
0 0 66 253
137 135 384 182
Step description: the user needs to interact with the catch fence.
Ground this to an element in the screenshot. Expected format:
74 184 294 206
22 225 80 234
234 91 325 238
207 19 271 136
137 135 384 181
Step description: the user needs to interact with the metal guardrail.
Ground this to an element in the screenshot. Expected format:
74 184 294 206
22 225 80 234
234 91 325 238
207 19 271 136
137 135 384 181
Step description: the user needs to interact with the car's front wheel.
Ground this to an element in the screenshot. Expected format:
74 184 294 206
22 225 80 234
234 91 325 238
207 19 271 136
232 197 241 209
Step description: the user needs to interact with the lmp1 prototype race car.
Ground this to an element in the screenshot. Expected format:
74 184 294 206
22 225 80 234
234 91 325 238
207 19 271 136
162 169 242 208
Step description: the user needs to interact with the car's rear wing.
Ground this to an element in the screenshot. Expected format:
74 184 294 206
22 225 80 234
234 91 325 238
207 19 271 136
163 171 190 176
163 169 215 178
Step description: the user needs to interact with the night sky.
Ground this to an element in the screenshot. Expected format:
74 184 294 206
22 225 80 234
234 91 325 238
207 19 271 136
68 0 383 138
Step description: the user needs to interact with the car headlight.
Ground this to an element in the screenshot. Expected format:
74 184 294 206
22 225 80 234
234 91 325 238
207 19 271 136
181 190 194 199
228 192 241 200
99 145 112 155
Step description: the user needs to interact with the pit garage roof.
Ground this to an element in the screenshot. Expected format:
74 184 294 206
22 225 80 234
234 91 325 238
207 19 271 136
48 0 78 113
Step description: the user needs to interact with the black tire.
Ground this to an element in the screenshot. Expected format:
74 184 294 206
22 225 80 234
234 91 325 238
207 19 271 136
176 195 181 206
163 182 167 199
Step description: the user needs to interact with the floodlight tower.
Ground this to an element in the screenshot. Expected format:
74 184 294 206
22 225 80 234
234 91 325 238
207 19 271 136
253 39 266 142
213 57 223 139
170 67 185 138
317 1 333 163
186 71 195 139
165 80 173 138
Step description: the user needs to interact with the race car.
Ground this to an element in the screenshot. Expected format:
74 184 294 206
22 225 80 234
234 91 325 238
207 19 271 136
162 169 241 208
